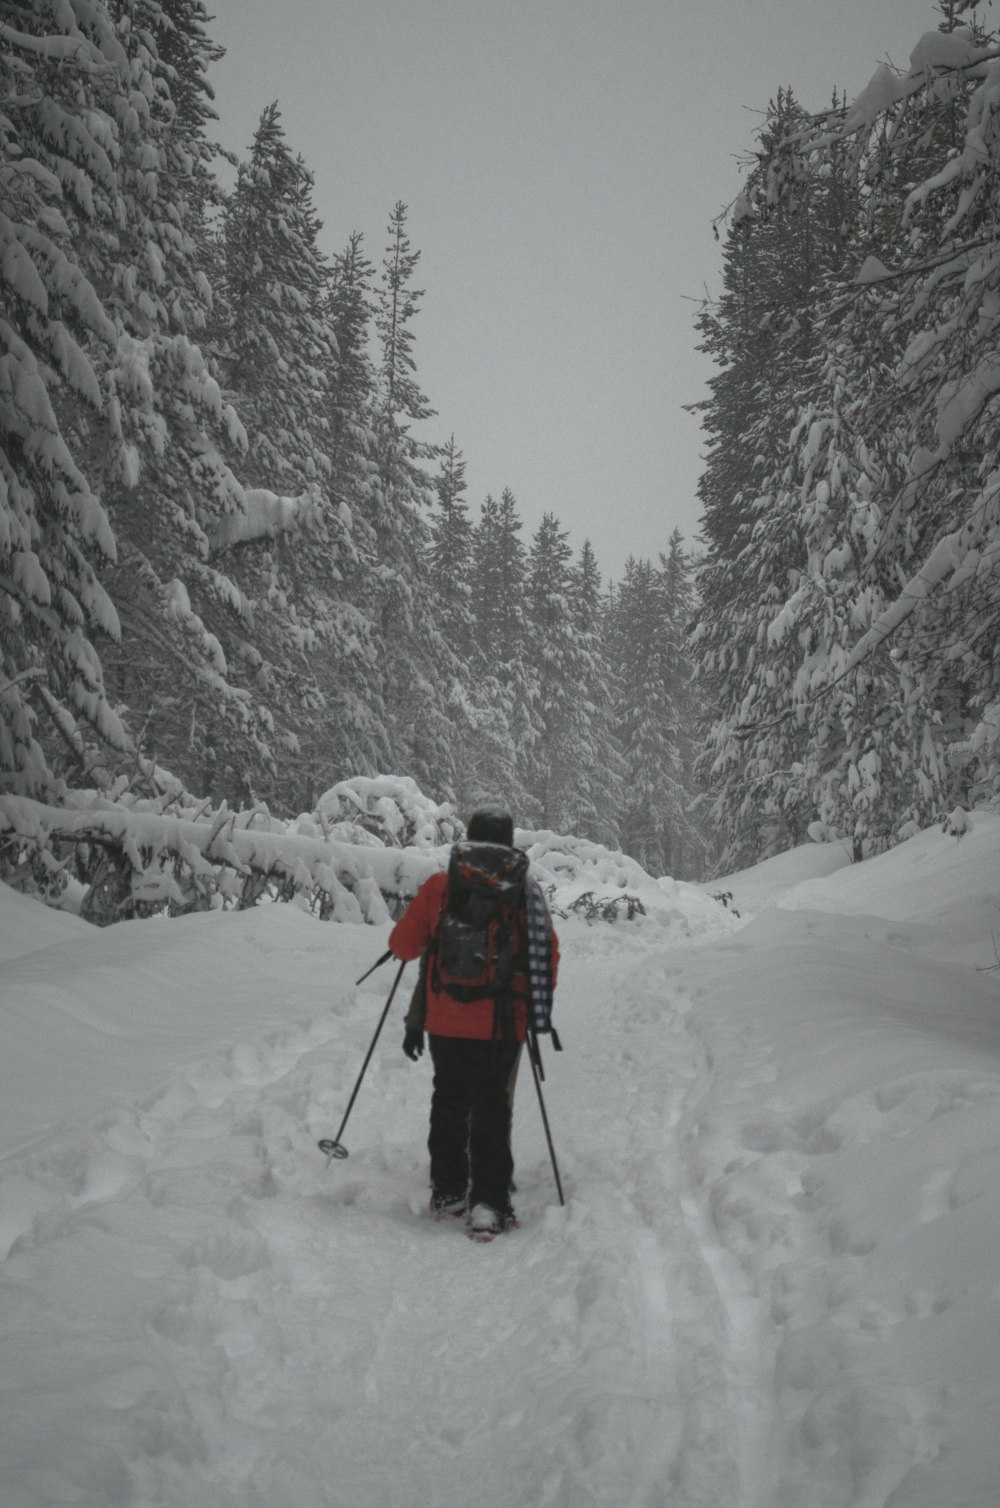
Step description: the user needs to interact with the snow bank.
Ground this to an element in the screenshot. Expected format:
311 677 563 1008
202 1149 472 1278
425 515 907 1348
715 812 1000 969
0 877 90 964
311 774 462 850
674 811 1000 1503
521 826 740 944
0 898 343 1160
1 777 732 943
777 810 1000 966
711 835 855 916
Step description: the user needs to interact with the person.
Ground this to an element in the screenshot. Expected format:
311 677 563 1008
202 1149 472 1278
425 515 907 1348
389 807 559 1238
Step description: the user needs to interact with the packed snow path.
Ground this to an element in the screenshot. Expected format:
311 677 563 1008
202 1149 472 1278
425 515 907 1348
0 906 766 1508
2 814 999 1506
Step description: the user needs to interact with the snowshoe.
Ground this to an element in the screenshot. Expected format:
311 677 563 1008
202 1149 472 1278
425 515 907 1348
430 1191 467 1220
467 1203 507 1242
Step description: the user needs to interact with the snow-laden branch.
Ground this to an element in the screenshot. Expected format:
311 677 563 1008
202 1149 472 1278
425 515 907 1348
843 532 970 674
0 776 727 936
209 488 322 553
0 795 441 925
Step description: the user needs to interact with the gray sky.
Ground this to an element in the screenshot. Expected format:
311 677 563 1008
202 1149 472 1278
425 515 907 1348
205 0 951 579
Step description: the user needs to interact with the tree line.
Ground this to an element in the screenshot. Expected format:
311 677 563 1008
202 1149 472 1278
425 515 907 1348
1 1 704 879
9 1 996 890
690 1 1000 871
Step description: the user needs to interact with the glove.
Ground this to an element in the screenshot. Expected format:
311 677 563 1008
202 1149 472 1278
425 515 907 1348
403 1028 425 1061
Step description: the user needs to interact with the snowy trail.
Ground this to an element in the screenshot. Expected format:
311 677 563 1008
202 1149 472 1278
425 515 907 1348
0 913 757 1508
4 815 1000 1504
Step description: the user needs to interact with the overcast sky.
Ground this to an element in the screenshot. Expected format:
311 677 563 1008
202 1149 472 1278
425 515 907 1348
205 0 955 579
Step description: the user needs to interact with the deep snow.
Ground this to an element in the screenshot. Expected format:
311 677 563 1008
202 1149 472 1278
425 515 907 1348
1 815 998 1507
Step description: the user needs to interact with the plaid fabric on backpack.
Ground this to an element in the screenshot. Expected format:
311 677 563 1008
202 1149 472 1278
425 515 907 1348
431 841 529 1003
525 878 555 1033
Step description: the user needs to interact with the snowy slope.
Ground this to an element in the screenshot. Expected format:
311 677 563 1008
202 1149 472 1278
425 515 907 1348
1 817 998 1507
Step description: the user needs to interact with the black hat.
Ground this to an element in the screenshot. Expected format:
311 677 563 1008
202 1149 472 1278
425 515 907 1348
466 806 514 846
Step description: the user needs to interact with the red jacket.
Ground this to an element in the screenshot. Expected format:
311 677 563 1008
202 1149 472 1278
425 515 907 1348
389 869 559 1042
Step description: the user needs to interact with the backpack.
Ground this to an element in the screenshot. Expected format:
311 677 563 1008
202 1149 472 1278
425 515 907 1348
430 841 529 1003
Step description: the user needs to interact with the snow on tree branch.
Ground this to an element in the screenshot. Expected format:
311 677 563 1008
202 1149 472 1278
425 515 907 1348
209 488 323 553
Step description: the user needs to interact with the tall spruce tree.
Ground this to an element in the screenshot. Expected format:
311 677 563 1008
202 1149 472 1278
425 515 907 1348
693 91 871 867
367 202 458 794
219 102 365 806
658 530 707 876
613 555 694 875
0 0 130 791
429 436 475 657
87 0 268 801
320 231 391 784
565 539 623 847
463 490 536 815
697 11 1000 860
524 512 594 831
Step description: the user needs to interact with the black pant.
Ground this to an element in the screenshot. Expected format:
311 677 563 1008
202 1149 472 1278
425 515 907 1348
428 1035 519 1214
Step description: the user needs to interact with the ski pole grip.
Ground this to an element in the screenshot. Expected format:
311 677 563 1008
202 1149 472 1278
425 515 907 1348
551 1028 563 1053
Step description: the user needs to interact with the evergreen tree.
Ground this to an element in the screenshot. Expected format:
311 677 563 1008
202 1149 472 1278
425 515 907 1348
223 103 333 496
463 491 536 815
369 202 451 794
613 548 701 876
565 540 624 847
524 512 593 831
319 231 391 784
700 12 1000 857
429 436 475 657
692 91 873 867
85 0 269 801
218 101 365 806
0 0 131 791
658 530 708 876
326 232 378 543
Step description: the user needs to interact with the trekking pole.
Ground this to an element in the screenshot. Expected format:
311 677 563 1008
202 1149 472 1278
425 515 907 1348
526 1030 565 1207
354 950 394 987
319 958 407 1168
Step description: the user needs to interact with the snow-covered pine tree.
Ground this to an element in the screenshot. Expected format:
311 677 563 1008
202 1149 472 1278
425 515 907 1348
693 91 867 867
731 10 1000 828
564 539 623 848
74 0 274 802
524 512 595 832
320 231 391 783
369 201 452 795
219 101 364 807
223 104 332 499
327 232 378 549
658 530 708 876
421 436 503 810
429 436 475 658
613 555 691 876
463 490 536 817
1 1 134 792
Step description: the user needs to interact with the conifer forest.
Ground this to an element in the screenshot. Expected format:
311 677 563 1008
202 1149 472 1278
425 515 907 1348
2 0 999 891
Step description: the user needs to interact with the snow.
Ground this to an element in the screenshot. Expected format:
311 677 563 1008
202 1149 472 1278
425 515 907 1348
840 30 986 139
210 487 319 552
842 63 907 134
855 254 893 286
1 814 999 1505
908 27 979 75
